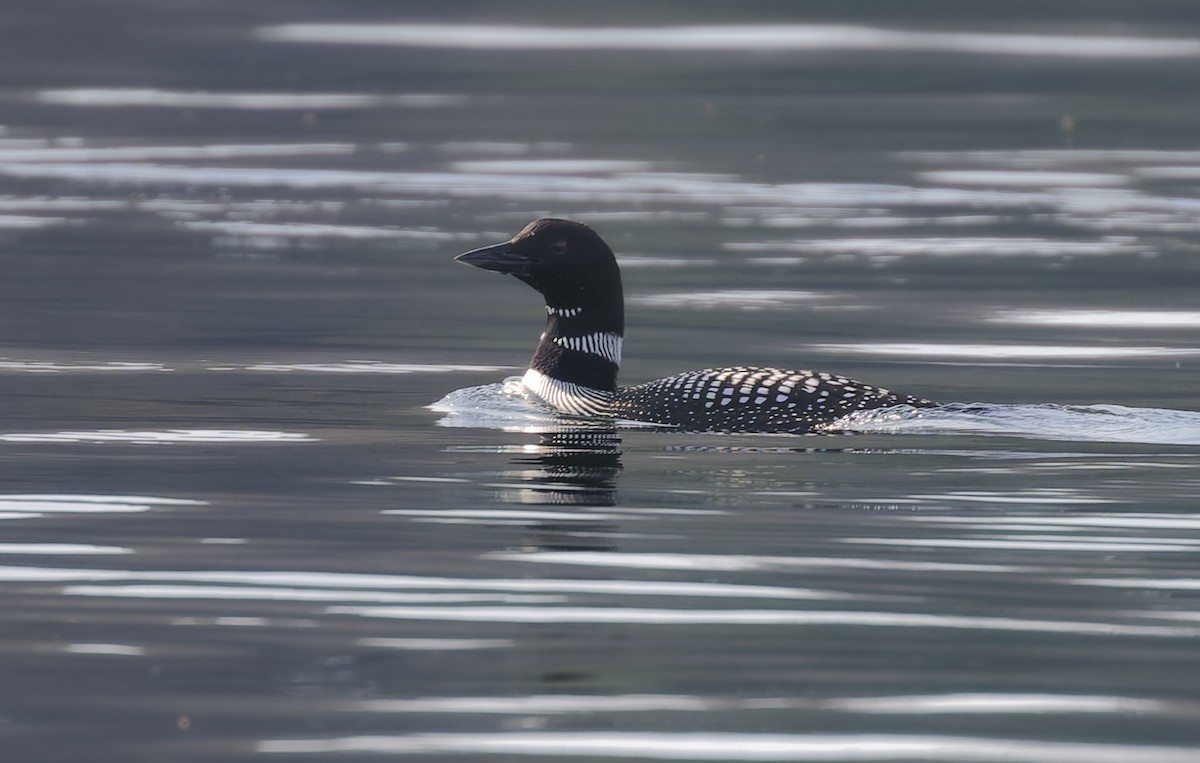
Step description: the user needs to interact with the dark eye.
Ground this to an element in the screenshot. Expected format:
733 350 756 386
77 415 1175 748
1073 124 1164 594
551 240 568 254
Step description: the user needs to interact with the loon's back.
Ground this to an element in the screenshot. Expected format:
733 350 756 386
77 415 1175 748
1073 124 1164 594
455 218 936 434
613 366 932 433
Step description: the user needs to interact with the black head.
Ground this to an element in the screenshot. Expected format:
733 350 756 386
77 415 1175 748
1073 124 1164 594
455 219 624 330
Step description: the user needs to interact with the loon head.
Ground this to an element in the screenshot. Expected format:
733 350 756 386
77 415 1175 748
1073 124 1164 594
456 218 625 400
455 218 624 333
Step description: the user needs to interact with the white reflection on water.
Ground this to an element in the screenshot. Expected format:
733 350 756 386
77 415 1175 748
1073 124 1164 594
1136 166 1200 180
451 159 654 174
352 691 1185 717
438 141 553 155
0 544 130 555
259 730 1200 760
1071 578 1200 591
0 495 204 515
257 23 1200 59
630 290 827 310
1 156 1195 247
827 693 1174 715
990 310 1200 329
383 508 631 523
907 490 1113 505
812 343 1200 359
0 197 124 212
36 88 463 109
63 585 563 605
486 550 1035 574
245 362 511 374
358 694 722 714
357 637 514 651
909 514 1200 530
0 142 355 162
919 170 1128 187
63 643 145 657
617 255 717 268
181 220 461 240
0 360 171 373
0 214 67 229
0 430 316 444
840 404 1200 446
3 566 829 602
901 149 1200 165
330 605 1200 637
727 237 1144 257
850 508 1200 553
844 537 1200 552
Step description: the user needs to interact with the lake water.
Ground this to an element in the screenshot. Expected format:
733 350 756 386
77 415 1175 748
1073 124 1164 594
4 3 1200 761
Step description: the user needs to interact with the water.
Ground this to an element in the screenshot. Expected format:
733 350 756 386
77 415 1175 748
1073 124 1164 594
4 3 1200 761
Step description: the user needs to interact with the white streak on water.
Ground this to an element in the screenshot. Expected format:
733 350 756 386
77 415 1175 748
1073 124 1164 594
0 142 356 162
484 550 1041 574
0 214 67 229
182 220 461 240
0 566 828 601
0 495 204 514
256 24 1200 59
63 585 563 605
36 88 462 109
631 290 826 310
257 731 1200 760
352 692 1182 717
990 310 1200 329
727 237 1144 257
357 637 514 650
838 404 1200 446
899 149 1200 164
0 430 316 444
64 643 145 656
906 491 1115 505
0 360 171 373
920 170 1129 187
0 544 131 555
826 693 1173 716
247 362 512 374
383 508 630 522
451 159 654 174
327 605 1200 637
910 515 1200 531
1070 578 1200 591
842 538 1200 553
811 343 1200 359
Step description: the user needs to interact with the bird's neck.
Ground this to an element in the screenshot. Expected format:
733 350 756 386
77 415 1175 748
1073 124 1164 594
523 301 623 414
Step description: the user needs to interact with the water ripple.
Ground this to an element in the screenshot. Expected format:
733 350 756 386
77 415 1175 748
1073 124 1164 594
0 429 316 444
838 404 1200 445
258 731 1200 760
813 343 1200 359
35 88 463 110
256 23 1200 59
989 310 1200 329
327 605 1200 637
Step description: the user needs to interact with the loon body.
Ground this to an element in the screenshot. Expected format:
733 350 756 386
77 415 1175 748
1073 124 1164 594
456 219 935 433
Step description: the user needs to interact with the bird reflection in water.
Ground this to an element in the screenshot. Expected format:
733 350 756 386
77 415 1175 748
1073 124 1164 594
499 426 623 552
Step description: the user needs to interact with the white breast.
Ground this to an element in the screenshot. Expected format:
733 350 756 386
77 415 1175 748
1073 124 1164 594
521 368 613 416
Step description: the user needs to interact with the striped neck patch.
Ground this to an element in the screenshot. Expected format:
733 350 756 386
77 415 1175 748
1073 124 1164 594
552 332 623 365
546 305 583 318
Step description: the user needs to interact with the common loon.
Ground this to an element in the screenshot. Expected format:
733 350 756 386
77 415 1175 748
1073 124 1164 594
455 219 936 433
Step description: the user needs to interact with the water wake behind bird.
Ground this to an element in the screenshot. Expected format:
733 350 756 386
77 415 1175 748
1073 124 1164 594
838 402 1200 445
432 383 1200 445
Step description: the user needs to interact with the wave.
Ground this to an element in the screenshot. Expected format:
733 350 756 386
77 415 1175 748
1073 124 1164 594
838 403 1200 446
431 382 1200 445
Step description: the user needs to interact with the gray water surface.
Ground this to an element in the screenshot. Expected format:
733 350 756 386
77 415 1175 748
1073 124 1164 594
3 3 1200 761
